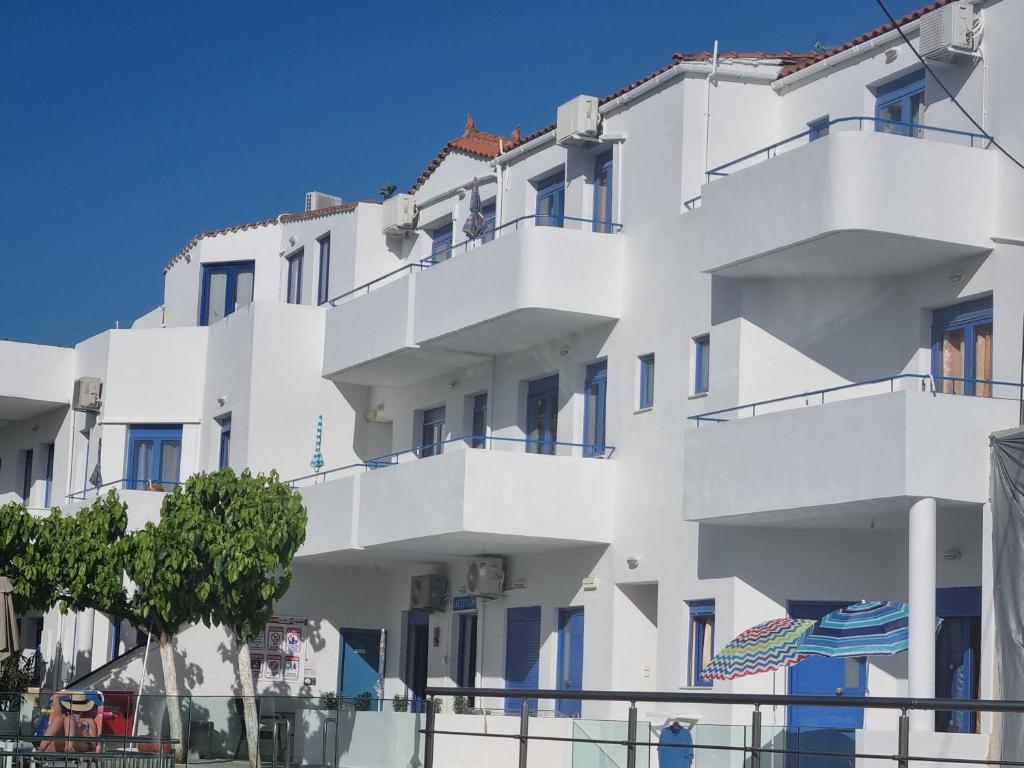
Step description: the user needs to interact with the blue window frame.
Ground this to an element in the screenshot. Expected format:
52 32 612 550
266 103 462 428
470 393 488 448
286 249 304 304
218 415 232 469
126 425 182 490
535 171 565 228
875 69 926 137
593 151 614 233
688 600 715 687
43 443 55 507
932 297 993 396
638 354 655 409
419 406 446 458
808 116 830 141
694 336 710 395
199 261 255 326
505 606 541 714
481 202 497 244
431 222 453 263
583 361 607 458
317 235 331 305
526 375 559 455
21 449 33 504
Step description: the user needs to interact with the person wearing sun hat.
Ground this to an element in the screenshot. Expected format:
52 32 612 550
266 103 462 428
39 692 101 753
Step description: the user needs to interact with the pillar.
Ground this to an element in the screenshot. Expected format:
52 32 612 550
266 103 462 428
908 497 936 731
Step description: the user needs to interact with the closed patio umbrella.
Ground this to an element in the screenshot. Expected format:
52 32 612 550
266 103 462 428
310 415 325 473
0 577 21 663
461 177 487 241
798 600 940 657
702 617 815 681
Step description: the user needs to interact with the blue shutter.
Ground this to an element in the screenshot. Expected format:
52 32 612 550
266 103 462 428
505 606 542 713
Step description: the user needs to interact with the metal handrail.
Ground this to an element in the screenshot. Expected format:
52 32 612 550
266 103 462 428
286 433 615 487
689 373 1022 424
66 478 182 502
705 115 991 181
326 214 623 306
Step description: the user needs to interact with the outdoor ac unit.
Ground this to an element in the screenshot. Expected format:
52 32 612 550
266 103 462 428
466 557 505 596
410 574 447 612
305 191 343 212
918 1 977 60
72 377 102 412
381 194 417 234
556 95 601 147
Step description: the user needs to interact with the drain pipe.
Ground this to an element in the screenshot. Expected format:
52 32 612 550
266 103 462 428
702 40 720 179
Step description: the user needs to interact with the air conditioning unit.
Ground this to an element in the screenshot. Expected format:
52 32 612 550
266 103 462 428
556 95 601 147
72 377 102 412
305 191 343 212
918 1 977 60
466 557 505 596
410 574 447 612
381 194 417 234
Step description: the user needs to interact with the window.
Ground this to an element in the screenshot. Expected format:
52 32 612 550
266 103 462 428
638 354 655 409
218 415 232 469
932 297 993 397
21 449 33 504
431 223 453 263
43 443 55 507
593 151 614 233
481 202 497 244
126 425 182 491
694 336 710 395
583 361 608 457
875 69 926 137
317 235 331 305
535 171 565 228
419 406 446 458
808 117 830 141
526 375 559 455
286 249 304 304
470 394 488 448
200 261 255 326
688 600 715 687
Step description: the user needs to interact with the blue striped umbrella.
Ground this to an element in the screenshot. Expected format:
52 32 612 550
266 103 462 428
310 415 324 473
799 601 941 658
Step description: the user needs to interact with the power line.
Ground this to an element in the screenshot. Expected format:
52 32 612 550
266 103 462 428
874 0 1024 173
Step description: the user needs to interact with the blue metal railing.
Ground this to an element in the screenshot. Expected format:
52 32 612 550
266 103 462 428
705 115 990 182
66 477 183 502
286 432 615 488
327 213 623 306
689 373 1022 425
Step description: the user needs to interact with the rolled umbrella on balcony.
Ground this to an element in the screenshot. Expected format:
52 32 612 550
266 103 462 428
461 177 487 240
702 617 815 681
310 415 325 473
798 600 940 657
0 576 21 663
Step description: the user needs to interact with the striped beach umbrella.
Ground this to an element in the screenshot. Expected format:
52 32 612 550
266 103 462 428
310 415 324 473
799 601 940 658
702 617 816 681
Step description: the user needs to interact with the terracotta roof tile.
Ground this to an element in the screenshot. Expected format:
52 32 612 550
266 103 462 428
407 113 516 194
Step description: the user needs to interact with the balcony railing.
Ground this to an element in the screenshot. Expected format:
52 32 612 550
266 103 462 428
704 115 990 182
66 477 182 502
689 373 1023 425
286 433 615 489
326 214 623 306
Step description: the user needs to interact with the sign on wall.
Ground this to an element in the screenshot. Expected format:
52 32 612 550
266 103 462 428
253 615 311 683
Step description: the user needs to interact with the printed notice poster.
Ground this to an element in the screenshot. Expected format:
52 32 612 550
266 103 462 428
285 627 302 656
264 653 284 682
250 629 266 651
284 655 300 682
303 662 317 687
250 653 264 680
267 624 285 653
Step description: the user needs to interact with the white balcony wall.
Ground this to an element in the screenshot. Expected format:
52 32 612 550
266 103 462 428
0 341 73 422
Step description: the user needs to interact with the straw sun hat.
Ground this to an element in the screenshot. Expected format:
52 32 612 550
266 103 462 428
60 693 97 713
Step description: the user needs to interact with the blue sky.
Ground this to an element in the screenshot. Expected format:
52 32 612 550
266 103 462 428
0 0 927 347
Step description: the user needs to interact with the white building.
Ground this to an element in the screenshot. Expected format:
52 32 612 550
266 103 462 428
3 0 1022 763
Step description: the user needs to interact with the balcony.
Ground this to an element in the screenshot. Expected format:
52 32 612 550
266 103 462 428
0 341 73 423
322 216 624 386
294 435 616 559
684 375 1018 525
693 118 994 278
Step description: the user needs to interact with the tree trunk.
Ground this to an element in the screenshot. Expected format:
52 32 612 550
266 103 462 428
237 641 260 768
157 632 186 763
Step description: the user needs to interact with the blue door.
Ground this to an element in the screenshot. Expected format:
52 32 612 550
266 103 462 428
420 406 446 457
505 606 541 713
788 602 865 768
338 628 383 710
583 363 607 458
405 611 430 712
935 587 981 733
526 375 559 455
556 607 585 717
535 172 565 228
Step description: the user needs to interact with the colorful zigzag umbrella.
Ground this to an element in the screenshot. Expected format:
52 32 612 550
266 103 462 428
798 600 940 658
702 617 816 681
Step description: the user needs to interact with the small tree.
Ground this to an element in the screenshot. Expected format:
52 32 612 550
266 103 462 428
164 469 306 768
378 183 398 200
0 503 60 614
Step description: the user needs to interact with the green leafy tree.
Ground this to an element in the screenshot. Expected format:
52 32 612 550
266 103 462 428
378 183 398 200
0 503 59 614
160 469 306 767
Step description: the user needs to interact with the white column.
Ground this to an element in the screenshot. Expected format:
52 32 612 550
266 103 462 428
76 609 95 675
909 497 937 731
